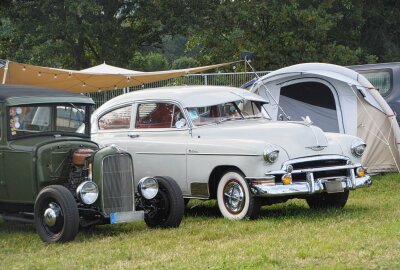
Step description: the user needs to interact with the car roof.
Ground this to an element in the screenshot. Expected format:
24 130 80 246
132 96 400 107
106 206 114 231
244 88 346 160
0 84 94 105
98 85 267 109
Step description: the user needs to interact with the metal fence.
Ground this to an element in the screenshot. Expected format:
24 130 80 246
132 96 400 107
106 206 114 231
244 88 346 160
88 71 269 108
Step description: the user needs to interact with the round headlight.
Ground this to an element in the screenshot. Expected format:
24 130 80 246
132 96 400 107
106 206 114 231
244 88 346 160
351 140 366 157
138 177 159 200
263 145 280 163
76 181 99 205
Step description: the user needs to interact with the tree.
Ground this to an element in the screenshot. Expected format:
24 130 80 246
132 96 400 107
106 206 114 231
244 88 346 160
0 0 166 69
184 0 378 70
1 0 399 72
142 52 169 71
171 56 198 69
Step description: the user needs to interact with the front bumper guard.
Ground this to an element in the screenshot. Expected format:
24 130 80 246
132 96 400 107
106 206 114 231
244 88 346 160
246 163 372 197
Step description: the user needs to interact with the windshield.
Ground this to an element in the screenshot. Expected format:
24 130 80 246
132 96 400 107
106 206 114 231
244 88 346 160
187 100 270 126
8 104 90 139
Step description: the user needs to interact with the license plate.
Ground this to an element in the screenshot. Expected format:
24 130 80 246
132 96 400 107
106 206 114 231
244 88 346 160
325 180 344 193
110 211 144 224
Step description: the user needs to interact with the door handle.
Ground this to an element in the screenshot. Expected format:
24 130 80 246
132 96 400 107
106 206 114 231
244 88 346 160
128 133 140 138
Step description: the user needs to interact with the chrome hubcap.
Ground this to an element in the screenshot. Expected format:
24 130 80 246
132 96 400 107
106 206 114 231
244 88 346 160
43 202 61 227
223 180 245 214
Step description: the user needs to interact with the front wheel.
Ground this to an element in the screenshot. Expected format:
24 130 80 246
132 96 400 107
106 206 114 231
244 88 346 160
34 185 79 243
306 190 349 209
217 171 261 220
144 176 184 228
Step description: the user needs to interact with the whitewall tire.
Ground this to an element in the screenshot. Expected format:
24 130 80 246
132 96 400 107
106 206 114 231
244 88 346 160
217 171 260 220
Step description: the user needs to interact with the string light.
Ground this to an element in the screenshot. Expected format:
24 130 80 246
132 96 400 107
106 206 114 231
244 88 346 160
127 76 131 82
82 82 86 87
22 66 26 71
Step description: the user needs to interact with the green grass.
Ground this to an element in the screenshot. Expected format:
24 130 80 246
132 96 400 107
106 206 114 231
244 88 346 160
1 174 399 269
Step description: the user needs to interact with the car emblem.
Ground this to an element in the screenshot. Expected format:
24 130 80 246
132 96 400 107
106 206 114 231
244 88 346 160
306 145 327 151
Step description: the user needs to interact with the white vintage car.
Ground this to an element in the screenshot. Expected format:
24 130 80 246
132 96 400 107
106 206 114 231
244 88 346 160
91 86 372 220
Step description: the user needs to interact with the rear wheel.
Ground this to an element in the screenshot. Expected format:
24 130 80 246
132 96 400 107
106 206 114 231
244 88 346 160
217 171 260 220
34 185 79 243
144 176 184 228
306 190 349 209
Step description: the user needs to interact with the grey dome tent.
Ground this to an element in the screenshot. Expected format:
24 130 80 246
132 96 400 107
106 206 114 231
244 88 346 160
250 63 400 173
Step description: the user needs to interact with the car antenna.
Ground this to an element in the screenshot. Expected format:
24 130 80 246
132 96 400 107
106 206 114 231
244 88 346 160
242 52 291 121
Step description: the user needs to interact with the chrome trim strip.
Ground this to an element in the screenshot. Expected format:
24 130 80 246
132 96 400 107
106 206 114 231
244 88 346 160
266 164 361 175
292 164 361 174
136 151 259 156
282 155 349 166
187 153 261 156
136 152 186 155
246 175 276 181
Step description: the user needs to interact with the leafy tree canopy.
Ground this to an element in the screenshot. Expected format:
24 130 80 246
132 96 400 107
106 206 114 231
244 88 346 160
1 0 398 71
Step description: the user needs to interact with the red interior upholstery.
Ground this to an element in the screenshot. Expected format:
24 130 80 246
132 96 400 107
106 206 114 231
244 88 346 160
136 104 173 129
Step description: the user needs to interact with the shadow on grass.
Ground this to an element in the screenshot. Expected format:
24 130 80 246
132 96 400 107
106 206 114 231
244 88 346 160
0 219 36 234
0 217 150 242
185 199 372 221
77 222 149 240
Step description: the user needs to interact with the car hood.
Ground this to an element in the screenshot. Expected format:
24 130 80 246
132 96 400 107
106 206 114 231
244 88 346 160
191 120 343 159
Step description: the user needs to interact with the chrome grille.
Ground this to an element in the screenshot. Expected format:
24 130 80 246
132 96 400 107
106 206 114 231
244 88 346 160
102 154 134 215
286 156 349 182
291 159 348 170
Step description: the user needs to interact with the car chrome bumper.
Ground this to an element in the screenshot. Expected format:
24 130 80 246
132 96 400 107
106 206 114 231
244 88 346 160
248 175 371 197
246 156 372 197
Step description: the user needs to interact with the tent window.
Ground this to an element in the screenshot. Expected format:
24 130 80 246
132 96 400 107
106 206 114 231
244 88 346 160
358 69 392 96
279 82 339 132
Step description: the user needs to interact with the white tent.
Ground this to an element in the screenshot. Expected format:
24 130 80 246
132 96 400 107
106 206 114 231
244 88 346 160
250 63 400 173
0 60 237 93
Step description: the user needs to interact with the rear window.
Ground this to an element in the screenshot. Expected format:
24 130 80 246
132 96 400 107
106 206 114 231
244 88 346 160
359 69 392 96
98 106 132 130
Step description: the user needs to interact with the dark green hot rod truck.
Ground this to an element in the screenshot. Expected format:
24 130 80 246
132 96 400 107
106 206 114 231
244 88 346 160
0 85 184 243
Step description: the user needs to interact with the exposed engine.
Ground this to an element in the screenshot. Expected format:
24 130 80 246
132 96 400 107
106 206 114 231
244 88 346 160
67 148 95 195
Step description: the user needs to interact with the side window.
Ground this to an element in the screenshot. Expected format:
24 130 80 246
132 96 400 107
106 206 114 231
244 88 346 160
136 103 186 129
98 105 132 130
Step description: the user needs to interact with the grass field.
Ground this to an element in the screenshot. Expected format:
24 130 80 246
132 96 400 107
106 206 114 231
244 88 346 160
1 173 399 269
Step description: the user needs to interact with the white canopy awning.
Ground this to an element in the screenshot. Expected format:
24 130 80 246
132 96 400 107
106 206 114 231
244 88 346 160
80 63 143 75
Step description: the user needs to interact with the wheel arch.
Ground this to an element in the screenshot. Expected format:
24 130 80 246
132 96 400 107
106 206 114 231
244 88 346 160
208 165 245 199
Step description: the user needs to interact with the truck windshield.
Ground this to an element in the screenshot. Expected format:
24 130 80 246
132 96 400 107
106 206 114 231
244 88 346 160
187 100 270 126
8 104 90 139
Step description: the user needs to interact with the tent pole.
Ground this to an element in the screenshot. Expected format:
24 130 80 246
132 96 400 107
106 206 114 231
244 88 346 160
2 60 9 84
